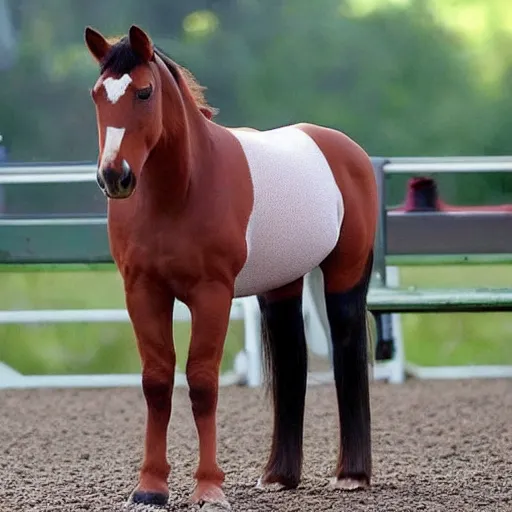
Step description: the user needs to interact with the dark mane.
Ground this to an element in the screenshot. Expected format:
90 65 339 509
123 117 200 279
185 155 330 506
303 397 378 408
99 37 142 76
154 47 218 118
100 36 217 118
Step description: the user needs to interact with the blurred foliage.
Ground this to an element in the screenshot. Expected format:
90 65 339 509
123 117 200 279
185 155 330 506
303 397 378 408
1 1 512 156
1 0 512 206
1 0 512 202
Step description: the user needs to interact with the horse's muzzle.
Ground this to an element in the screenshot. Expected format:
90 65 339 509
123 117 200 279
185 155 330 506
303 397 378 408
97 160 136 199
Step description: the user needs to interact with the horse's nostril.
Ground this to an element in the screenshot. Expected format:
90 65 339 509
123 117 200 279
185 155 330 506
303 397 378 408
120 159 133 189
96 172 106 190
120 171 132 189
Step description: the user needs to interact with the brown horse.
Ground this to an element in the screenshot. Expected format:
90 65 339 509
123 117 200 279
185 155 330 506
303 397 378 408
84 24 378 509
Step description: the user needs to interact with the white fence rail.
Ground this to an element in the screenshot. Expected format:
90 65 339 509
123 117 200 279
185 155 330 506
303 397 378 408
0 297 264 390
0 289 401 390
3 157 512 185
383 156 512 174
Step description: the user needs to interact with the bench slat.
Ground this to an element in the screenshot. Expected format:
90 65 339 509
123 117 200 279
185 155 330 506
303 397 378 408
368 287 512 313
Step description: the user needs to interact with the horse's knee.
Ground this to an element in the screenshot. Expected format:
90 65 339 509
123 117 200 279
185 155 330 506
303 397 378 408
186 362 217 417
141 372 173 410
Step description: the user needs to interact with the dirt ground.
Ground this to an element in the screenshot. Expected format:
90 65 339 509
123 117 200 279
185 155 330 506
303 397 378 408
1 378 511 512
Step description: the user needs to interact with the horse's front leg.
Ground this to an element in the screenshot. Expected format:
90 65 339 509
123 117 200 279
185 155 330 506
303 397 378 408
186 281 232 509
124 278 175 507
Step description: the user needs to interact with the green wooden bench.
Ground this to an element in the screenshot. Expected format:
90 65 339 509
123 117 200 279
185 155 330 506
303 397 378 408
369 156 512 310
364 157 512 381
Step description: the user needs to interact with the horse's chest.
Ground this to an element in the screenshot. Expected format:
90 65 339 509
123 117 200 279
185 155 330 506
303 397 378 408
230 126 344 297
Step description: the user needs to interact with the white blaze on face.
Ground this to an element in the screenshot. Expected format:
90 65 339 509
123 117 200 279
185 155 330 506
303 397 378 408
103 73 133 104
99 127 126 171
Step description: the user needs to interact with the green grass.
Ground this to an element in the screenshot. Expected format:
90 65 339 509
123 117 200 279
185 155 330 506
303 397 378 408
0 265 511 376
398 265 512 366
0 271 244 375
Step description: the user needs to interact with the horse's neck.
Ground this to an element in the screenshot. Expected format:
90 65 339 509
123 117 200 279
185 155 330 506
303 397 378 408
142 95 208 213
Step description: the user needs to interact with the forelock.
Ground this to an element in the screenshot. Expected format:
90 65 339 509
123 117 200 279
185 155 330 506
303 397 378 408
100 37 145 76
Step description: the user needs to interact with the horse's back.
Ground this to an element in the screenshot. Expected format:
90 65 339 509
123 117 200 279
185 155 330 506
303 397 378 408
229 125 344 297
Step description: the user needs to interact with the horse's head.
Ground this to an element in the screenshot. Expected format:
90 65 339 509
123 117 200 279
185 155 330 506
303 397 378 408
85 25 197 200
85 25 163 199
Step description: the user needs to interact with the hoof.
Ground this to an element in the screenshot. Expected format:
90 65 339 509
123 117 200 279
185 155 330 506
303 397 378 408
255 475 287 492
128 489 169 507
191 481 230 510
196 503 231 512
255 472 299 491
329 476 369 491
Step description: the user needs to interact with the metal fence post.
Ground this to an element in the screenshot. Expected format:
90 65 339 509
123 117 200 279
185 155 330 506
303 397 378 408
370 157 395 361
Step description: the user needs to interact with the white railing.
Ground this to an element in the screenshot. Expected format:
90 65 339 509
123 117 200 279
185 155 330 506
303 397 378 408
3 156 512 185
0 286 399 390
0 297 264 390
0 164 95 184
383 155 512 173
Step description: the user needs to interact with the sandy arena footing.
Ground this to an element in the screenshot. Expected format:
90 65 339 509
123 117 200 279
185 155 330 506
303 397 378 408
0 378 511 511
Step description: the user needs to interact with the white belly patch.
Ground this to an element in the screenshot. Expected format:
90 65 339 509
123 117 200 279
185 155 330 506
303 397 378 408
231 126 344 297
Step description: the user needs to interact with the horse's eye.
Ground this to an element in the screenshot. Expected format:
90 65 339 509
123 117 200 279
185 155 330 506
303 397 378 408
136 85 152 101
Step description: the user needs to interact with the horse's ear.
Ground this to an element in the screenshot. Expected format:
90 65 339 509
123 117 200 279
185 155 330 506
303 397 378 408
84 26 111 63
129 25 154 62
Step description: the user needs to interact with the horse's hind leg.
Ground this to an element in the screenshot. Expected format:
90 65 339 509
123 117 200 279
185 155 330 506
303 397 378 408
257 277 308 490
321 250 373 490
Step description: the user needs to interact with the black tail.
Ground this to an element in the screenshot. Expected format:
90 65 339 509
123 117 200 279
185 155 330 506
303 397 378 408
257 294 308 488
258 295 274 398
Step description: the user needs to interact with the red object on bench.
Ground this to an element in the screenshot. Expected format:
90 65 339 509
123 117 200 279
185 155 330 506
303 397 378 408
392 176 512 213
